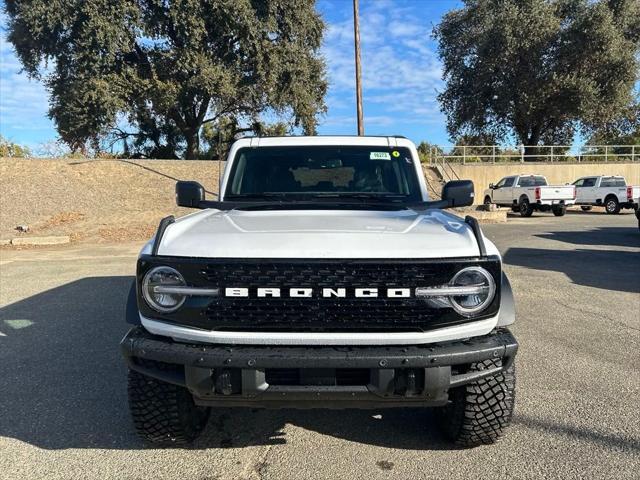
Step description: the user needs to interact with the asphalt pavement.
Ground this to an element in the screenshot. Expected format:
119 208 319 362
1 210 638 480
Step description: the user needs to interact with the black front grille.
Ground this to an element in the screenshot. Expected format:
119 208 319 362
202 259 499 331
138 256 501 332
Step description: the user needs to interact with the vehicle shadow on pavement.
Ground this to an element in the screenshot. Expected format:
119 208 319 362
503 247 640 293
193 408 452 451
535 227 640 249
0 276 453 451
0 276 142 450
514 414 640 454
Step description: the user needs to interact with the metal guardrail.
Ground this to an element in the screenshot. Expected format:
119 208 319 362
428 145 639 164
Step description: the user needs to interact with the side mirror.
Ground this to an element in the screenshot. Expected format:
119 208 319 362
442 180 474 207
489 183 495 189
176 181 205 208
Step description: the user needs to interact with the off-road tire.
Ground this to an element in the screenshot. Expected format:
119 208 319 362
519 198 534 217
128 362 210 445
580 205 592 211
438 358 516 447
484 196 492 208
604 196 620 214
552 205 566 217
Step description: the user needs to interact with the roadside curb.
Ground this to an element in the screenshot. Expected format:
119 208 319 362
5 235 71 246
453 208 508 224
471 210 508 223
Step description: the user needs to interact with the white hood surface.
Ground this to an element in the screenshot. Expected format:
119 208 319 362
154 208 494 259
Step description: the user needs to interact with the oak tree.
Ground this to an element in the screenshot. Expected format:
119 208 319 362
5 0 327 158
434 0 640 153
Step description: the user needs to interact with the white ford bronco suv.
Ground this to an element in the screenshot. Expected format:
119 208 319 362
483 174 576 217
121 136 518 447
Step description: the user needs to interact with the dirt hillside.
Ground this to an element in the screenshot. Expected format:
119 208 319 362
0 158 465 244
1 158 222 243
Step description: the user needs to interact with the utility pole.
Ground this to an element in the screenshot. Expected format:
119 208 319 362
353 0 364 135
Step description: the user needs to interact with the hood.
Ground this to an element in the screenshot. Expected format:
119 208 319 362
155 208 487 259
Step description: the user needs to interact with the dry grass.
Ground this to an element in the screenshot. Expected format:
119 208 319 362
0 158 222 243
0 159 457 245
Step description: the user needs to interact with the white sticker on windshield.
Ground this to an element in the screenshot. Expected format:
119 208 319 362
370 151 391 160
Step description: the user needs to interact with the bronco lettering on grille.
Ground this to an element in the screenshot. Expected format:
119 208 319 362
224 287 412 298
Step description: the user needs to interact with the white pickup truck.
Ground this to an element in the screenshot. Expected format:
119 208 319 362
571 176 640 214
483 175 576 217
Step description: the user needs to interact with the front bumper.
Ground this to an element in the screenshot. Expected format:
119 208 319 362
121 327 518 408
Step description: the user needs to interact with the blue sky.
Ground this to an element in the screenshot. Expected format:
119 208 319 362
1 1 460 152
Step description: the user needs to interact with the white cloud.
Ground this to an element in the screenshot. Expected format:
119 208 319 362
0 30 53 137
321 0 444 128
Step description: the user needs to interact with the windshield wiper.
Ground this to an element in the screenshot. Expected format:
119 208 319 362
309 193 409 202
225 193 294 200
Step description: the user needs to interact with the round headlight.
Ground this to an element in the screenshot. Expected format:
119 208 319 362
142 266 186 313
448 267 496 316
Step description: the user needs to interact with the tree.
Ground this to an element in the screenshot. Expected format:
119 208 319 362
416 141 444 162
434 0 640 154
4 0 327 159
0 135 31 157
587 100 640 159
200 118 290 160
588 100 640 145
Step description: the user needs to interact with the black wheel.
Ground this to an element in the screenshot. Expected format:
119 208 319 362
439 358 516 447
519 198 534 217
552 205 566 217
604 196 620 214
580 206 592 211
484 196 492 206
128 362 210 445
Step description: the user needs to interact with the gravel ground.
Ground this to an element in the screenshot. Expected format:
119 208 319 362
0 212 638 479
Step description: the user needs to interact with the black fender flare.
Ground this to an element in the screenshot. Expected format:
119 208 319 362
125 280 141 325
497 272 515 326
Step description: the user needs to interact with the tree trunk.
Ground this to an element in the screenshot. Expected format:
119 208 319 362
523 126 542 161
184 130 200 159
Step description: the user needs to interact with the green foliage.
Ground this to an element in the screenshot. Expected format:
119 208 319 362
0 135 31 157
434 0 640 152
587 100 640 147
5 0 327 159
416 141 444 162
200 119 290 160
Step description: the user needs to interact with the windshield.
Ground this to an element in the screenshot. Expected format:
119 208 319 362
224 146 422 202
